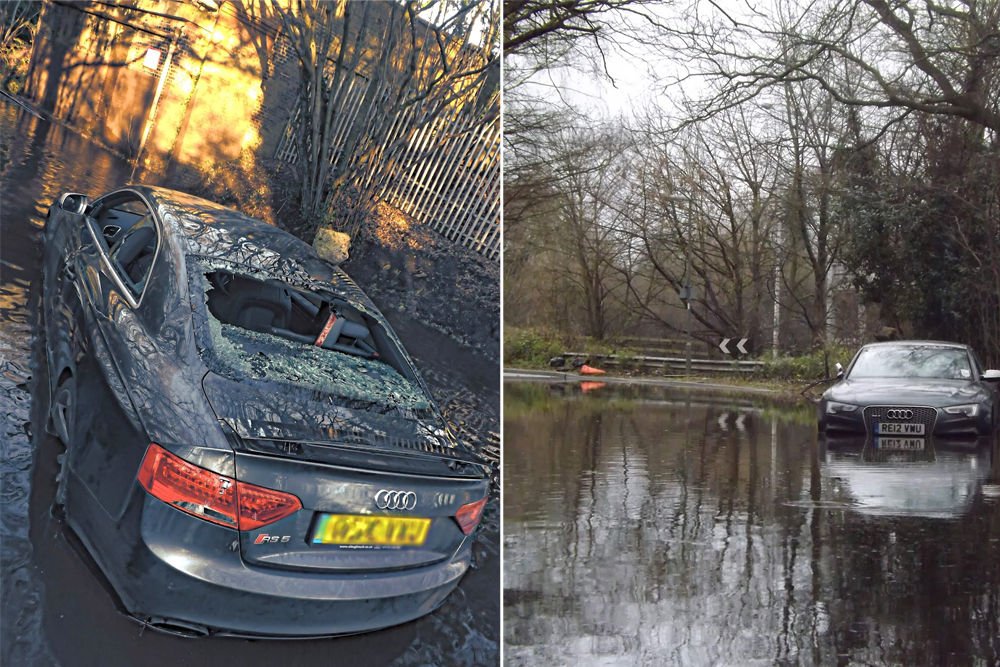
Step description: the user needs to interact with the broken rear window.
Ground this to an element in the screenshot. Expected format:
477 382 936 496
188 260 431 412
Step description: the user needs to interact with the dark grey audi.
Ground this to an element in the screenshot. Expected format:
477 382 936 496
41 185 489 637
818 341 1000 439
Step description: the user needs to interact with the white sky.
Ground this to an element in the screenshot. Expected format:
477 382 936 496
533 53 662 118
512 1 761 120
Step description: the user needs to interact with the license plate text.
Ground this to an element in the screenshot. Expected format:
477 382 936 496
312 514 431 547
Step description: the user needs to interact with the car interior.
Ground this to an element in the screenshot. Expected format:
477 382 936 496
205 270 410 375
90 197 158 296
110 216 157 288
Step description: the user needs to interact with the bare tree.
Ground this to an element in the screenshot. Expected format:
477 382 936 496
270 0 498 232
617 108 782 349
0 0 40 92
505 127 635 339
504 0 673 58
504 0 677 204
558 130 632 339
676 0 1000 135
772 77 852 348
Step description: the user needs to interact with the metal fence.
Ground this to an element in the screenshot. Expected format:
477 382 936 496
561 352 766 375
381 110 500 260
273 59 500 261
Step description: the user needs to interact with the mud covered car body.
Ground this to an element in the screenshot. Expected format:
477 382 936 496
41 186 488 638
818 341 1000 439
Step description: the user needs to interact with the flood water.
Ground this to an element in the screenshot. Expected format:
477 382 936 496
0 105 498 666
503 381 1000 665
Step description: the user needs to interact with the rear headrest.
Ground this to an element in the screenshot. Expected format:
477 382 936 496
207 276 291 333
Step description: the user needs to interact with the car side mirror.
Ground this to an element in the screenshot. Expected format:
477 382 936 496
58 192 89 215
835 362 844 379
982 369 1000 381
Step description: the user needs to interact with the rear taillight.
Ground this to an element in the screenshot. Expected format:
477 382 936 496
236 481 302 530
454 496 488 535
137 443 237 528
137 444 301 530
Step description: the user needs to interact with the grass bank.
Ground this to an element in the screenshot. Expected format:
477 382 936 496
504 327 853 402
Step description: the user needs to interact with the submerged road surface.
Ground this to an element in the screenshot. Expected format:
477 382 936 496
504 381 1000 665
0 105 499 666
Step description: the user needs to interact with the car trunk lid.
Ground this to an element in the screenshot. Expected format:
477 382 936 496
232 451 487 573
201 372 487 572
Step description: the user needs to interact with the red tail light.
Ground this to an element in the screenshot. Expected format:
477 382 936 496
236 482 302 530
455 496 488 535
137 444 301 530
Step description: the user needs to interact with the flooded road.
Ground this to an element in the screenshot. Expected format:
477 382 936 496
0 105 498 666
503 381 1000 665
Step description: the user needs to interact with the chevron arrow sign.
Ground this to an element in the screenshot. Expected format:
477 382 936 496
720 337 751 356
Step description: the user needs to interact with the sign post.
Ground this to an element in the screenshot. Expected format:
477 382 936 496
679 285 696 375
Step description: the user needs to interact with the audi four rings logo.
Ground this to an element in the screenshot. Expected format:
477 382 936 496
885 409 914 420
375 489 417 510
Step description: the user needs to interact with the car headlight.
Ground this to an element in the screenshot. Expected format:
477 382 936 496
826 401 859 415
943 404 979 417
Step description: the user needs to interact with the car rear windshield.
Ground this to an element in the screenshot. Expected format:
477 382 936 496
189 261 432 412
849 346 973 380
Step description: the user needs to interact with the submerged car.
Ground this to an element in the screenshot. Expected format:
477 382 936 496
818 341 1000 439
41 186 489 638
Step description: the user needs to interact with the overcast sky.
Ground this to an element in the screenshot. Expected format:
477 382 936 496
510 1 763 121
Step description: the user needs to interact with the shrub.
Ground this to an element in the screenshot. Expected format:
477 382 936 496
756 345 856 381
504 328 565 367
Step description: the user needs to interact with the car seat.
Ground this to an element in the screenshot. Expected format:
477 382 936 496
207 275 291 333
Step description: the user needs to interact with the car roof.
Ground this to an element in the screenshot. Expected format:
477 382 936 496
139 186 316 261
860 340 970 350
133 185 377 309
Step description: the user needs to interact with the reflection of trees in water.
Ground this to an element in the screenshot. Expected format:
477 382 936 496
504 396 1000 664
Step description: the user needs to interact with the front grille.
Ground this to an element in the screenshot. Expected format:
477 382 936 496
862 405 938 435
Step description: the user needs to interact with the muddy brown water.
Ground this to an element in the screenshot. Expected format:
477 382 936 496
503 381 1000 665
0 105 498 666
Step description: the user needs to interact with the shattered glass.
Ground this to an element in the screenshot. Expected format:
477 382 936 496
212 321 430 410
186 260 431 411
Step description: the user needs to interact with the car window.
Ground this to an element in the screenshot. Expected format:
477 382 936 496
191 263 431 413
110 214 158 293
92 192 159 301
849 346 973 380
94 198 148 241
969 350 985 375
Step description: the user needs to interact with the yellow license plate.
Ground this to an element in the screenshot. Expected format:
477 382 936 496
311 514 431 546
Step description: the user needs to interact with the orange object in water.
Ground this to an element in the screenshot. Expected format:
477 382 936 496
579 364 606 376
579 381 607 393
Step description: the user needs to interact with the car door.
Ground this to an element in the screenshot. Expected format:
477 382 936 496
970 349 1000 430
66 190 166 521
43 194 95 395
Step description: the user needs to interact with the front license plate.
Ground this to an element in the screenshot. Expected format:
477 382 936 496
874 422 924 435
875 437 925 450
311 514 431 547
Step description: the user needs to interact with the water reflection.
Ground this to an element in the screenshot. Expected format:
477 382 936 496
821 436 994 519
1 105 130 667
504 381 1000 665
